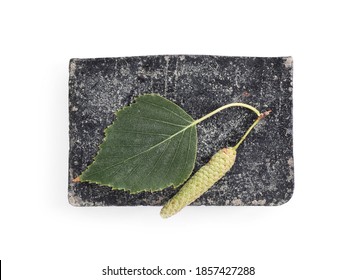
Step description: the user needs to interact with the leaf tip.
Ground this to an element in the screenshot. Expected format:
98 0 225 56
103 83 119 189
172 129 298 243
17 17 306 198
72 176 81 183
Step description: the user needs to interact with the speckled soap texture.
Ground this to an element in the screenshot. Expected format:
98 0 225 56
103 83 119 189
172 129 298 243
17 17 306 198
69 55 293 206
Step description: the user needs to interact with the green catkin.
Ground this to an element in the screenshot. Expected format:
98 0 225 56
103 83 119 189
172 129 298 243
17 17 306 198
159 107 269 218
160 147 237 218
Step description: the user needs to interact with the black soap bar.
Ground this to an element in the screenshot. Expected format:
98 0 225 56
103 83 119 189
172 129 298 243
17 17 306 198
68 55 293 206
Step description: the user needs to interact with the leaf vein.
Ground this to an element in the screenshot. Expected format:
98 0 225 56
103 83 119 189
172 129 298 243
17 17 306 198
139 99 192 124
119 147 156 183
166 129 185 178
136 116 187 127
139 139 172 185
115 130 171 137
185 126 193 166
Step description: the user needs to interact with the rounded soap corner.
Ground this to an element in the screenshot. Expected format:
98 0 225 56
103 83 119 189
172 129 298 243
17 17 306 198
274 188 295 207
67 191 82 207
283 56 293 69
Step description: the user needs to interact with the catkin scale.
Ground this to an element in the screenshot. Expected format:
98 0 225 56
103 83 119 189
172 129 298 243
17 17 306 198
160 147 237 218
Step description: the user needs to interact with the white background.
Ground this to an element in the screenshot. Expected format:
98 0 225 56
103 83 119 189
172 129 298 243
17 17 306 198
1 0 354 279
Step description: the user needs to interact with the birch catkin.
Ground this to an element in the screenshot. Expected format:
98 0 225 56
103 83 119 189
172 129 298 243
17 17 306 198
160 147 237 218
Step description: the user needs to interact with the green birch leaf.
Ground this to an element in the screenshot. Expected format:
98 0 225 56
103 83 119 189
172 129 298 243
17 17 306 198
79 94 197 193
